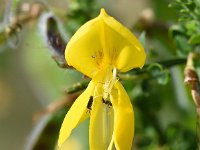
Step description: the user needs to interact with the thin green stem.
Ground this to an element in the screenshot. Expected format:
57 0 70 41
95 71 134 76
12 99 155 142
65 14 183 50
118 73 148 81
156 58 186 68
119 58 186 81
65 81 89 94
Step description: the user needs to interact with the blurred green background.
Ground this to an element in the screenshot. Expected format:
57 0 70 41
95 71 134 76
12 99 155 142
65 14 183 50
0 0 199 150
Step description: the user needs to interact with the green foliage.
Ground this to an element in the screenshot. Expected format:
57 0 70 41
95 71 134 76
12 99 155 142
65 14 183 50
66 0 100 35
169 0 200 56
165 124 197 150
147 63 170 85
189 33 200 44
1 0 200 150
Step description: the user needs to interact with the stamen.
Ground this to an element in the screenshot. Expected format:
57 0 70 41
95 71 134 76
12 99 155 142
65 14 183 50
112 67 117 79
102 67 118 100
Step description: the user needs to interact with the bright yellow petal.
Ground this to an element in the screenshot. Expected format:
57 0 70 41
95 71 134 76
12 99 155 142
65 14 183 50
65 8 146 77
102 9 146 71
58 81 94 147
89 84 114 150
65 12 103 78
89 96 105 150
110 81 134 150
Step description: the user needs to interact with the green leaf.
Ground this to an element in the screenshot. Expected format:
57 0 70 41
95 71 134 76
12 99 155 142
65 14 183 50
174 35 193 56
188 33 200 44
169 25 185 38
185 20 198 35
147 63 163 76
168 2 181 9
187 2 196 11
147 63 170 85
157 69 170 85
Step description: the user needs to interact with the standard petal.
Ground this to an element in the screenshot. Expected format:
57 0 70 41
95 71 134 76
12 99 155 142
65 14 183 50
102 10 146 71
89 85 114 150
58 81 95 147
111 81 134 150
65 8 146 77
65 12 104 78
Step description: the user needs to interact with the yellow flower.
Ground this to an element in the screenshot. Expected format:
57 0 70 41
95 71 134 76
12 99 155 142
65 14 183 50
58 8 146 150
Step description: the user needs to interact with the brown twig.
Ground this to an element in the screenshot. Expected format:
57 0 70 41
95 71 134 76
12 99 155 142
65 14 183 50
184 52 200 147
4 2 44 38
13 2 44 24
33 92 80 122
184 52 200 115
